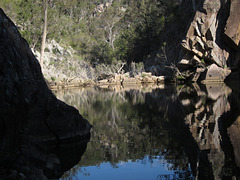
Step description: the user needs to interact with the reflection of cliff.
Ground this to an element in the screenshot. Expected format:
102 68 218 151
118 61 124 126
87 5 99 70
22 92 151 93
228 118 240 167
180 84 231 150
178 83 240 179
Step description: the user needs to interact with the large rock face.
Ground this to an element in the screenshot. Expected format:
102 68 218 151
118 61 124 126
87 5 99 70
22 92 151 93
166 0 240 82
181 0 228 67
225 0 240 50
0 9 91 179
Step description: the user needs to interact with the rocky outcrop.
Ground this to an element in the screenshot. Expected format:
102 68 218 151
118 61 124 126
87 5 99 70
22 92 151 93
0 8 91 179
95 0 113 13
225 0 240 51
166 0 240 82
32 39 95 82
97 72 165 85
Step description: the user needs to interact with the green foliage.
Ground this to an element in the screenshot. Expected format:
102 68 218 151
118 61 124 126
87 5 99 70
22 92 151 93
0 0 18 20
89 42 115 64
115 0 177 63
50 76 56 81
201 58 206 64
1 0 181 65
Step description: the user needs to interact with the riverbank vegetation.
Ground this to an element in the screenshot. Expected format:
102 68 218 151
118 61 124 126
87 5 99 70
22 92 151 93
0 0 181 82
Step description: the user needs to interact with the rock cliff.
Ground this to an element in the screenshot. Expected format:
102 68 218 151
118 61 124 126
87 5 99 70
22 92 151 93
165 0 240 82
0 8 91 179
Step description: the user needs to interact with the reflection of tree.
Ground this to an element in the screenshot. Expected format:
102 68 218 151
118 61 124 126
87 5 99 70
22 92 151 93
55 86 191 177
57 83 240 179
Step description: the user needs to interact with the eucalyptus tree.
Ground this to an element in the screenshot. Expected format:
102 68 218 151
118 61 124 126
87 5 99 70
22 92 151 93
40 0 48 68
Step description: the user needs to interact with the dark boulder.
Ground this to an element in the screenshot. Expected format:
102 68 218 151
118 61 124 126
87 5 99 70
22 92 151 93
0 9 91 179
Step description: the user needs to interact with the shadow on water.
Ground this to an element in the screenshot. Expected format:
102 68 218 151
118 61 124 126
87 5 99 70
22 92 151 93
55 83 240 180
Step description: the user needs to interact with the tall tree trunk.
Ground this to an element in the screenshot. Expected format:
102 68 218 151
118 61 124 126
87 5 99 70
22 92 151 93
40 0 48 69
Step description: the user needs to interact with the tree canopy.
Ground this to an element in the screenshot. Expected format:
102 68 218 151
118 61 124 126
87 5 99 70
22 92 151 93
0 0 181 65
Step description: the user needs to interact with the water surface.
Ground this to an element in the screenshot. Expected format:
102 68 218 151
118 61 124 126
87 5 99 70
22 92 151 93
55 83 240 179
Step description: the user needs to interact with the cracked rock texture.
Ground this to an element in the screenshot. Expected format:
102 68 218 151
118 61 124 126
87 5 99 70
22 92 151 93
165 0 240 82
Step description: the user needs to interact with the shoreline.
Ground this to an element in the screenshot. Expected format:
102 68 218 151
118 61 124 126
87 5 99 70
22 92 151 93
48 73 168 90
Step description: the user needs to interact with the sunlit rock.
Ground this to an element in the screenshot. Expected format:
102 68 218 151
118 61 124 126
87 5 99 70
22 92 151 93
177 0 239 82
225 0 240 50
202 64 231 83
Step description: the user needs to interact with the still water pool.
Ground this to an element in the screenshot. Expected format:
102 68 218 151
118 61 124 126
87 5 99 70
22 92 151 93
62 155 193 180
55 83 240 179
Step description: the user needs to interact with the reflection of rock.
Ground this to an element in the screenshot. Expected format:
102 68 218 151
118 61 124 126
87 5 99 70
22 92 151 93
228 117 240 167
55 82 240 179
179 83 232 178
178 82 240 179
0 9 91 179
206 83 232 100
5 134 89 179
180 84 227 150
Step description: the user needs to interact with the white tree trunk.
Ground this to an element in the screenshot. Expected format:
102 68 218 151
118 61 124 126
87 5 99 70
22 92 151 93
40 0 48 69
